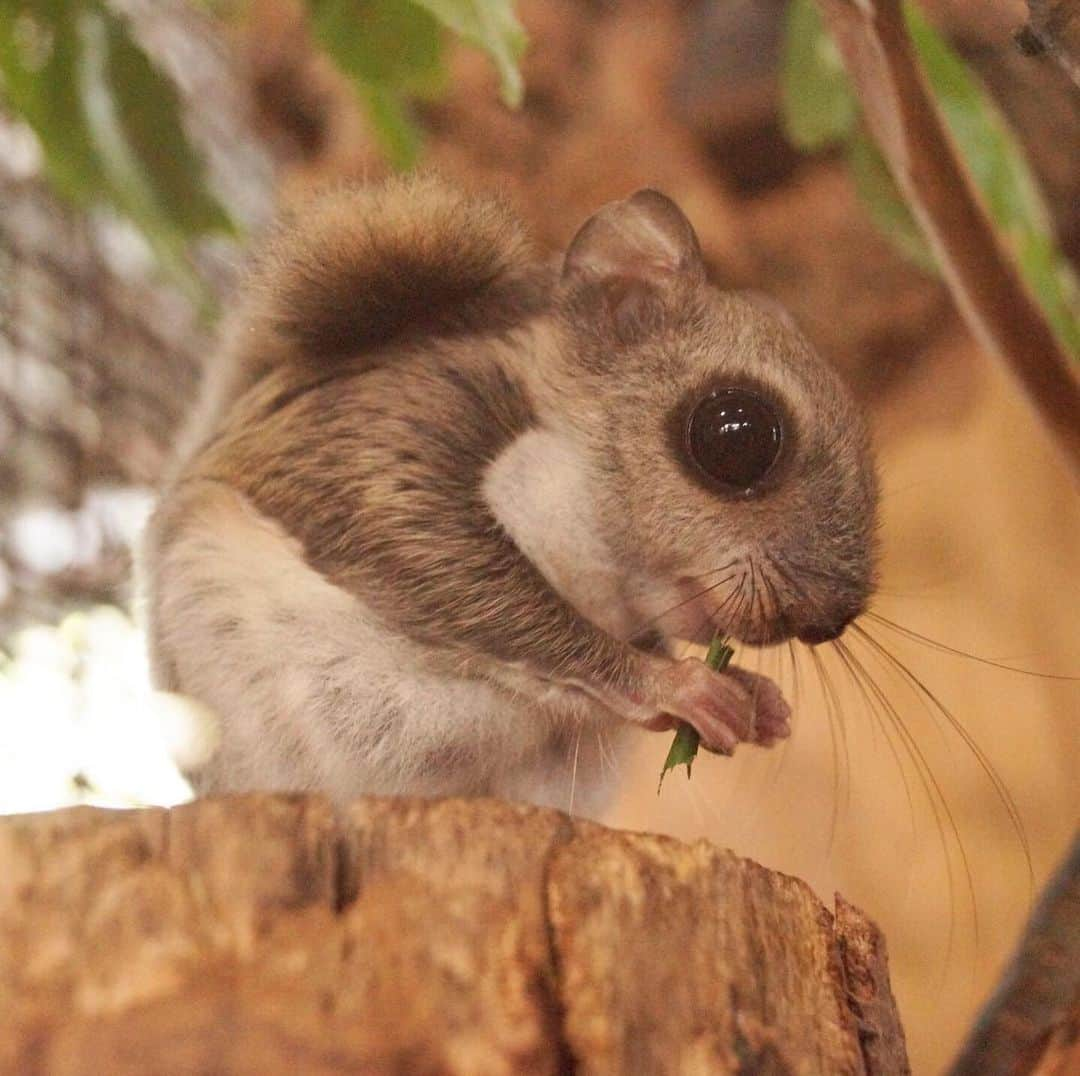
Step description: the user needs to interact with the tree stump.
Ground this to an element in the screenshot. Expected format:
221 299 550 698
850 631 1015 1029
0 795 910 1074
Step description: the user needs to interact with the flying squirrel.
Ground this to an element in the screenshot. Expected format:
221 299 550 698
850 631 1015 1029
139 174 879 815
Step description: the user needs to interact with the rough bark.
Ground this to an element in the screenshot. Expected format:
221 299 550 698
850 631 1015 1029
0 794 911 1075
947 831 1080 1076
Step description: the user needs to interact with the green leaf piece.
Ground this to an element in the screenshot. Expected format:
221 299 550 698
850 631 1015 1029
657 634 734 794
658 724 701 791
408 0 526 107
779 0 857 151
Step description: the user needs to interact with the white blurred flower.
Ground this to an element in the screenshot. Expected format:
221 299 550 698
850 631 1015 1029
7 486 154 576
0 605 221 814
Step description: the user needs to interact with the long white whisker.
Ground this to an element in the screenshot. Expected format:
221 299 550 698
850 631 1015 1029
567 725 582 817
865 611 1079 681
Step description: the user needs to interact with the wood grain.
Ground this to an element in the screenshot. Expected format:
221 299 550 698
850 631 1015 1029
0 795 910 1075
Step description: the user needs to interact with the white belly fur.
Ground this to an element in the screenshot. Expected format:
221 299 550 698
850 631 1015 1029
144 479 630 816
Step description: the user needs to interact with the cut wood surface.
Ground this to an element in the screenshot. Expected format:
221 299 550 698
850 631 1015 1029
0 794 910 1075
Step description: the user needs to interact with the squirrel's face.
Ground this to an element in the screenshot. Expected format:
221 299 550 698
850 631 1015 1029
555 191 879 648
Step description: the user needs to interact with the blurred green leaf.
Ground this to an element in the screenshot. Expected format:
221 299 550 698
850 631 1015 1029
310 0 443 94
846 127 936 274
1014 228 1080 357
780 0 857 150
0 0 110 205
904 4 1049 237
408 0 526 107
308 0 444 169
98 7 233 237
903 2 1080 355
0 0 234 302
359 80 425 169
779 0 1079 357
305 0 526 166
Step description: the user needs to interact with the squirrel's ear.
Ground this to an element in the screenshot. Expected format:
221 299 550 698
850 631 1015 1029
561 189 705 288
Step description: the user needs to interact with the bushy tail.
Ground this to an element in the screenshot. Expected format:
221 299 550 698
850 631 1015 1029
240 174 540 376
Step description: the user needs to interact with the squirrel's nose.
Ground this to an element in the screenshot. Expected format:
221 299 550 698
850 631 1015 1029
797 623 843 645
796 614 855 645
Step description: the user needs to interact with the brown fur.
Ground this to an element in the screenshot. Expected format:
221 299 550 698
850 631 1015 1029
145 177 879 795
232 175 548 383
191 339 629 686
168 175 553 479
172 175 636 693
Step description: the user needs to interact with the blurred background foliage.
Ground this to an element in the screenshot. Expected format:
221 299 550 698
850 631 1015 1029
0 0 1075 348
0 0 525 292
305 0 526 166
0 2 1077 1072
781 0 1080 353
0 0 235 301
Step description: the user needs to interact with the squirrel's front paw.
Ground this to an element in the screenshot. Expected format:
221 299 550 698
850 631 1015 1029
724 666 791 746
634 658 791 754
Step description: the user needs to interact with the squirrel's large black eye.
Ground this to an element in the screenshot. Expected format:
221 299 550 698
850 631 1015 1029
686 388 783 492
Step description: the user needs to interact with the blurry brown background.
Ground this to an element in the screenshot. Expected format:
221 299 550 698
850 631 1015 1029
1 1 1077 1071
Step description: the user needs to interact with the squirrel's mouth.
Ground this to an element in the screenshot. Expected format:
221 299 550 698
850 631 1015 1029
657 576 796 648
634 566 866 652
624 570 820 651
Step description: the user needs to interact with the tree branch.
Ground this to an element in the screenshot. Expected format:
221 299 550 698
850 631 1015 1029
816 0 1080 480
946 830 1080 1076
